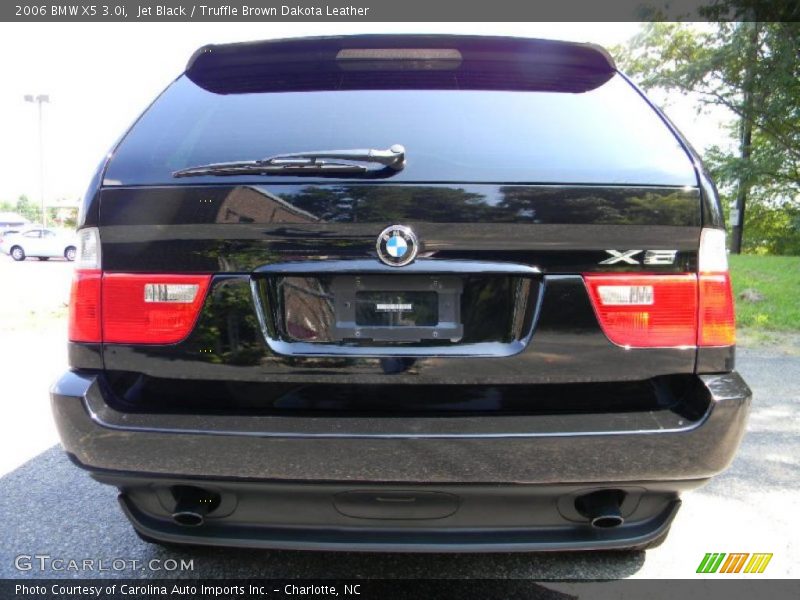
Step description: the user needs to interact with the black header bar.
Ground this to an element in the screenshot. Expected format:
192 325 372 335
4 0 800 22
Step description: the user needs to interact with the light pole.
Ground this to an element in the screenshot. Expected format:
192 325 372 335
24 94 49 228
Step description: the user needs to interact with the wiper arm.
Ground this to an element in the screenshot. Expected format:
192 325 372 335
173 144 405 178
263 144 405 170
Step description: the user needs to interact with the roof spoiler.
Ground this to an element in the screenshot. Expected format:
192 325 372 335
185 34 616 95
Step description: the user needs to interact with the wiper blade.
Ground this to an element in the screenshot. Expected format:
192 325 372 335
173 144 405 178
173 159 369 177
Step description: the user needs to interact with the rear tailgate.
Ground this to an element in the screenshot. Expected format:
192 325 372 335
80 35 714 414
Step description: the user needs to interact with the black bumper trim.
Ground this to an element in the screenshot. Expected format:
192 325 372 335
116 485 682 553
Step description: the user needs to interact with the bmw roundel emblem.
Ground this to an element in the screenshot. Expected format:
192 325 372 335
376 225 418 267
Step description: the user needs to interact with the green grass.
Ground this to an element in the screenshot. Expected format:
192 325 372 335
729 254 800 331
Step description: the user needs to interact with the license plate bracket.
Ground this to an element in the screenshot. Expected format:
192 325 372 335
331 275 463 342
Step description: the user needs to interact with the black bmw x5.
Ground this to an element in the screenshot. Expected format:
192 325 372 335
52 35 751 551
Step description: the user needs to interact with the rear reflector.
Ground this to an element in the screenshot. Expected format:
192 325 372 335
68 269 102 343
103 274 211 344
585 274 698 348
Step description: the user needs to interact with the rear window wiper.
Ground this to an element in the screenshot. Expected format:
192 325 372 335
173 144 405 178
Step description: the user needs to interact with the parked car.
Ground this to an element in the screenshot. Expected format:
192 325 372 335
1 227 77 261
52 35 750 552
0 228 22 246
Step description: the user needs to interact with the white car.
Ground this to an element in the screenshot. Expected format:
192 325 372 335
0 227 77 261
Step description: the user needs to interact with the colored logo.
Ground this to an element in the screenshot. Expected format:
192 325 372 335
376 225 418 267
386 235 408 258
696 552 773 574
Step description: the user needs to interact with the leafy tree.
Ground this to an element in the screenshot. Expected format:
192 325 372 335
614 17 800 255
735 200 800 255
14 195 40 223
47 206 78 230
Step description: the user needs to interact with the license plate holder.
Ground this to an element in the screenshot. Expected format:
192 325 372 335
331 275 463 342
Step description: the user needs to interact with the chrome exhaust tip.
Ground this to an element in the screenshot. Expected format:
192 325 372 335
575 490 626 529
170 485 220 527
171 510 205 527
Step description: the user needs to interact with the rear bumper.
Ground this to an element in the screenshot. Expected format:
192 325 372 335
51 370 750 550
52 370 750 484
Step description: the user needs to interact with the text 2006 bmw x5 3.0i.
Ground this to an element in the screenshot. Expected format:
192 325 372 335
52 35 751 551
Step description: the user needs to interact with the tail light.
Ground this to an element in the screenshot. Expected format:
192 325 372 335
698 273 736 346
68 269 102 342
585 274 698 347
103 274 211 344
697 228 736 346
68 228 103 343
584 228 735 348
68 227 211 345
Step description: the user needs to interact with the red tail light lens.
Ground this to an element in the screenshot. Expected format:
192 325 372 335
699 272 736 346
696 228 736 346
68 269 102 342
584 274 698 347
102 274 211 344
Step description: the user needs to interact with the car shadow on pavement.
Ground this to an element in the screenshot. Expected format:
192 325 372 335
0 446 645 580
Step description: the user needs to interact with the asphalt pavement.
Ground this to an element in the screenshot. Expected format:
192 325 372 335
0 259 797 579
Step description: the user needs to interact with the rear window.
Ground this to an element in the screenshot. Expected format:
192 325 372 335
104 74 696 187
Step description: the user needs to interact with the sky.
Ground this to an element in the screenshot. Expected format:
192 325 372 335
0 22 734 207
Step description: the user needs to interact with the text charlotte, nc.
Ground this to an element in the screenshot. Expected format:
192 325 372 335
137 4 372 17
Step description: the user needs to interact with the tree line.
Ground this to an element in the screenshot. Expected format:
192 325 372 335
0 195 78 229
614 10 799 255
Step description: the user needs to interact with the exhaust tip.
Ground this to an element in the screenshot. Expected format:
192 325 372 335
575 489 626 529
170 485 220 527
591 514 625 529
172 511 205 527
